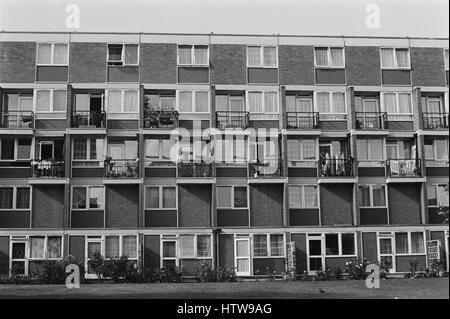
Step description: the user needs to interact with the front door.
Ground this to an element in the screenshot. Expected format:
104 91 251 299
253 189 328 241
86 239 103 278
307 235 324 273
10 241 27 276
235 237 251 276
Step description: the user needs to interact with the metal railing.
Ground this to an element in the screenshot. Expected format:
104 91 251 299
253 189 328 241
286 112 319 129
104 159 139 178
318 157 354 177
386 159 421 177
216 111 249 129
177 162 213 178
71 111 106 128
248 159 282 178
1 111 34 129
422 113 449 129
144 110 179 129
356 112 388 130
31 160 65 178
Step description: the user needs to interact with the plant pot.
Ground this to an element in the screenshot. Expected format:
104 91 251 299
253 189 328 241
338 273 350 280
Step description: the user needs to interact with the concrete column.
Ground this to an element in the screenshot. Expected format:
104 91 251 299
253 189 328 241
210 85 216 128
346 86 356 130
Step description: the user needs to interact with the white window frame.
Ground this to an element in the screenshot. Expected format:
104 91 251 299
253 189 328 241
394 231 426 256
28 235 64 261
71 137 105 165
376 232 396 271
252 233 286 258
176 90 210 113
357 138 385 163
359 184 388 208
0 138 32 161
324 232 357 257
107 43 140 66
177 45 209 66
380 47 411 69
145 138 176 163
71 186 105 210
427 183 449 207
216 185 249 209
381 92 413 120
36 43 69 65
178 234 213 259
313 47 345 68
106 89 139 113
246 45 278 68
0 186 31 210
246 91 279 114
287 139 318 164
103 234 139 260
144 185 178 210
314 91 347 119
426 139 449 161
444 48 449 71
34 89 67 113
288 185 319 209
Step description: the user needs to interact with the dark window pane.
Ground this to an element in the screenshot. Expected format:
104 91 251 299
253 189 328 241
1 139 14 160
309 240 322 256
325 234 339 255
108 45 122 63
234 187 247 208
17 139 31 159
12 242 26 259
0 188 13 209
16 187 30 209
341 233 355 255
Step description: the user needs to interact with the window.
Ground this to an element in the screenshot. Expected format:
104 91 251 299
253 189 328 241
286 96 313 113
37 43 68 65
72 138 104 166
315 92 346 119
215 95 245 112
314 47 345 68
145 139 176 163
107 90 138 113
248 139 278 163
178 234 212 259
145 186 177 209
357 138 384 161
108 140 138 160
103 235 138 259
177 91 209 113
72 186 104 209
216 186 248 209
427 184 449 207
253 234 284 257
359 185 387 207
288 185 318 208
382 93 412 120
214 136 247 164
30 236 62 260
178 45 209 65
287 139 316 165
247 46 277 67
386 140 413 159
380 48 410 69
425 139 449 161
0 186 30 210
325 233 356 256
107 44 139 65
35 89 67 112
395 232 425 255
247 91 279 113
0 138 31 160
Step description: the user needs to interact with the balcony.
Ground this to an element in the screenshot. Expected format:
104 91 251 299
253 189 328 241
422 113 449 130
104 158 139 178
216 111 249 130
356 112 388 130
1 111 34 129
31 160 65 178
318 157 354 178
71 111 106 128
386 159 421 178
248 159 283 179
144 110 179 129
286 112 319 130
177 162 213 178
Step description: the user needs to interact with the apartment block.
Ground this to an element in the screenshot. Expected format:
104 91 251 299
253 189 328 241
0 32 448 278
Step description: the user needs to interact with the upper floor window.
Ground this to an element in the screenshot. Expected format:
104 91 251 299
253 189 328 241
0 138 31 160
37 43 68 65
424 139 449 161
107 44 139 66
444 49 449 70
380 48 410 69
287 139 316 164
35 89 67 113
247 91 279 113
357 138 384 161
214 137 247 164
0 186 30 210
382 92 412 120
359 185 387 208
288 185 318 209
177 91 209 113
217 186 248 209
145 138 176 163
247 46 277 68
72 186 104 209
72 138 104 166
314 47 345 68
315 92 346 119
427 184 449 207
107 90 139 113
178 45 209 66
145 186 177 210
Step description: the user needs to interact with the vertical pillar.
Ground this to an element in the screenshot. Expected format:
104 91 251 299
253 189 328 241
210 85 216 128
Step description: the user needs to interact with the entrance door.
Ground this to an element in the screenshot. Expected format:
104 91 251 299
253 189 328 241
235 237 251 276
10 241 27 276
86 239 103 278
307 235 324 273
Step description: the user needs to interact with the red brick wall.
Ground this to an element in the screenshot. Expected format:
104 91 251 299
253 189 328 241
140 43 177 83
250 184 283 227
279 45 315 85
105 185 139 228
0 42 36 82
32 185 65 228
345 46 381 86
411 47 447 87
69 42 107 83
210 44 246 84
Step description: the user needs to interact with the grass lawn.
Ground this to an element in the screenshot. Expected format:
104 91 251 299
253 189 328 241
0 278 448 299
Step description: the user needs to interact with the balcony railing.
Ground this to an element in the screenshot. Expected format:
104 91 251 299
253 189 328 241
104 159 139 178
386 159 421 178
144 110 179 129
318 157 354 177
286 112 319 130
1 111 34 129
356 112 388 130
216 111 249 129
31 160 65 178
422 113 449 129
248 159 282 178
177 162 213 178
71 111 106 128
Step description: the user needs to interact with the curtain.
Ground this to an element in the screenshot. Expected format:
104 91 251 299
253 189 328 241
235 138 246 163
75 94 90 112
395 233 409 254
123 236 137 259
16 187 30 209
248 92 263 113
372 185 386 206
330 48 344 67
383 93 397 113
270 235 284 256
317 93 330 113
73 139 87 160
178 91 192 112
379 238 392 254
105 236 120 258
0 187 13 209
314 48 328 66
194 46 208 65
162 187 176 209
434 140 448 160
286 96 296 112
53 90 67 112
356 139 368 160
125 140 138 159
89 187 103 209
217 186 232 208
145 139 159 160
124 44 138 65
178 46 192 64
263 46 276 67
427 99 441 113
288 186 302 208
47 237 62 259
197 235 211 257
37 43 52 64
411 233 425 254
304 186 318 208
36 90 50 112
297 98 313 112
195 91 209 112
54 43 68 64
108 91 122 113
302 139 316 160
162 241 176 258
358 186 371 207
264 92 278 113
253 235 267 256
180 235 195 258
146 187 159 209
380 48 395 68
162 139 176 161
124 91 138 112
332 93 345 113
369 139 383 160
395 49 409 68
398 93 412 113
30 237 45 259
215 95 229 112
17 139 31 160
247 46 261 67
287 140 300 161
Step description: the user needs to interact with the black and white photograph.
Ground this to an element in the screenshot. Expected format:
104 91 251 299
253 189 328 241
0 0 448 310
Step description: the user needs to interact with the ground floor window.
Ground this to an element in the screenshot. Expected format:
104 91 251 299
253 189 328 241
160 234 213 268
253 234 285 257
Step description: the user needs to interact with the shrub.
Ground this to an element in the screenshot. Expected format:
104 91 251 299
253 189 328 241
196 264 237 282
407 260 420 278
344 259 370 280
34 255 86 284
87 252 104 279
426 260 446 278
376 259 392 279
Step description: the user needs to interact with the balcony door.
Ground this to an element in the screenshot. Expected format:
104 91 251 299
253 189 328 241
424 97 443 113
362 98 379 112
75 94 103 113
235 237 251 276
39 141 54 160
109 143 124 160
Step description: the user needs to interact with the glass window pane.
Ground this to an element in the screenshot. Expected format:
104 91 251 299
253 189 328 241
146 187 160 209
162 241 176 258
72 187 86 209
297 98 313 112
124 44 138 65
315 48 329 66
53 90 67 112
54 43 68 64
427 185 437 206
194 46 208 65
217 186 232 208
17 139 31 160
286 96 296 112
248 92 263 113
195 91 208 112
302 139 316 160
178 46 192 64
372 185 386 206
162 139 175 161
37 43 52 64
30 237 45 259
124 91 138 112
330 48 344 67
197 235 211 257
288 186 302 208
89 187 103 209
264 92 278 113
379 238 392 254
180 235 195 258
304 186 318 208
383 93 397 113
325 234 339 255
253 235 267 256
108 45 122 62
356 139 368 160
359 185 371 207
369 139 383 160
88 242 102 258
380 48 395 68
234 187 247 208
73 139 87 160
0 188 12 209
434 140 448 160
162 187 176 209
123 235 137 259
395 233 409 254
247 46 261 67
92 139 104 161
47 236 62 259
411 232 424 254
332 92 345 113
16 187 30 209
263 46 276 67
178 91 193 112
0 139 14 160
75 94 90 111
395 49 409 68
108 91 122 112
145 139 159 160
36 90 51 112
317 93 330 113
270 234 284 256
105 236 120 258
398 94 412 114
437 185 449 206
215 95 229 112
342 234 355 255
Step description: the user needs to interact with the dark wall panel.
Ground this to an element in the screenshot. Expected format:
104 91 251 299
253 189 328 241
320 184 353 225
36 66 68 82
388 184 421 225
106 185 139 228
289 209 320 226
69 235 85 262
360 208 388 225
0 236 9 275
291 233 307 274
315 69 346 84
32 185 64 228
279 45 315 85
362 232 377 263
107 66 139 82
247 68 278 84
70 210 104 228
217 209 249 227
178 185 211 227
253 258 285 274
0 211 30 228
144 235 160 270
145 210 177 227
250 184 283 227
382 70 411 85
178 67 209 83
218 234 234 269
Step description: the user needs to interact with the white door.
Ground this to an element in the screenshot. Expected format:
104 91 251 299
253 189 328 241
307 236 325 273
235 237 251 276
86 240 103 279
